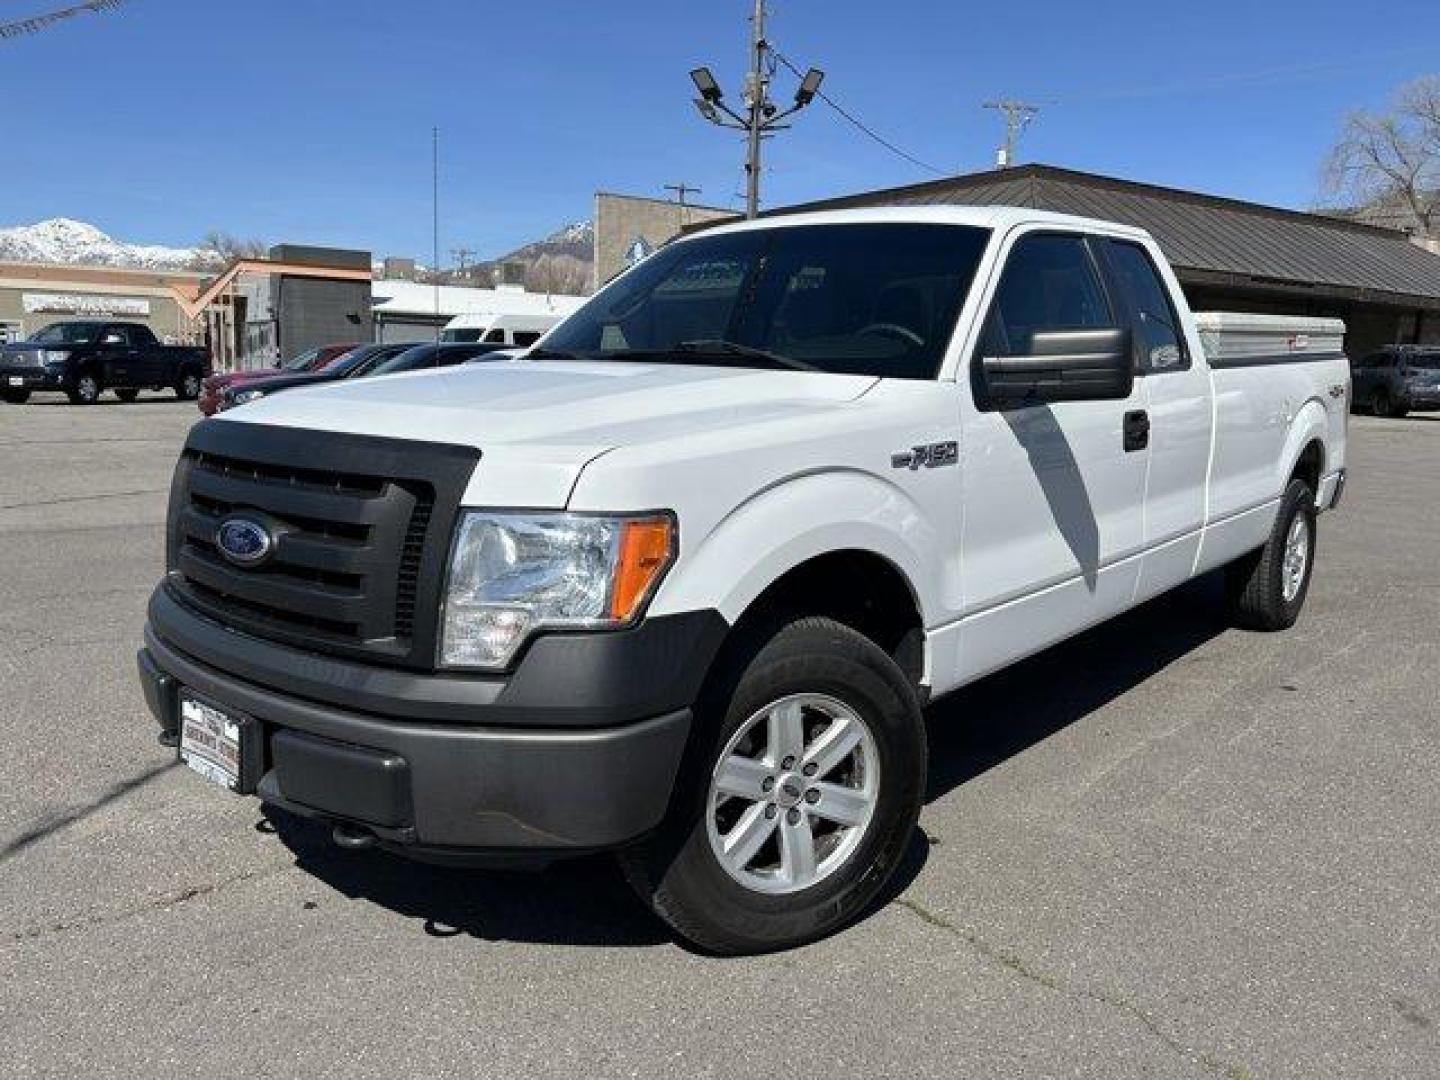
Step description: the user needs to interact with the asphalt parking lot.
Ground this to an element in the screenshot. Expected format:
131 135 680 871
2 394 1437 1079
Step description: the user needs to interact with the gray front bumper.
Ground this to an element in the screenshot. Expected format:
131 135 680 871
140 625 692 853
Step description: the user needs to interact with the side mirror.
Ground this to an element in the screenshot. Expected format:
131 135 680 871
980 327 1134 409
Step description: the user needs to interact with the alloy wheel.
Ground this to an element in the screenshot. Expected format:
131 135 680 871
706 693 880 895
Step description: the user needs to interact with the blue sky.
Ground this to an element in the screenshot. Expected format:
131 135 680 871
2 0 1437 262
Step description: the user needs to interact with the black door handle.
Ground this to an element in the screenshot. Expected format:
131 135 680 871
1123 409 1150 452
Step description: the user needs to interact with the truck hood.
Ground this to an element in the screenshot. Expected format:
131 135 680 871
221 359 878 448
218 359 878 505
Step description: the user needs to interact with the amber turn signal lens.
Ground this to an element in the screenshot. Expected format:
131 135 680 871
609 517 675 621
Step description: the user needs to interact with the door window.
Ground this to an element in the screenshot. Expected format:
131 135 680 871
1107 241 1187 372
978 234 1113 358
483 328 506 343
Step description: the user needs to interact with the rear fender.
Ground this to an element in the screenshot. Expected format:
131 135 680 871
1277 397 1329 501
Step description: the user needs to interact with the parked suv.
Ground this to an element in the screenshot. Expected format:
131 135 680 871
0 320 209 404
1350 345 1440 417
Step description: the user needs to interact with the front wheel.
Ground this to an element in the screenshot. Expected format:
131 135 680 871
175 371 202 401
621 616 925 954
67 373 102 405
1226 477 1317 631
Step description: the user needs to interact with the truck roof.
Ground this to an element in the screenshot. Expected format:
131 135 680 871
698 204 1154 242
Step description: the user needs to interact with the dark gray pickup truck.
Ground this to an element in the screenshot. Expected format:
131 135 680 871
0 320 210 405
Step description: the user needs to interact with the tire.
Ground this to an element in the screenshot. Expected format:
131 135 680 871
1 389 30 404
620 616 926 955
1372 388 1403 418
175 370 202 401
114 388 139 403
1226 477 1317 631
67 372 102 405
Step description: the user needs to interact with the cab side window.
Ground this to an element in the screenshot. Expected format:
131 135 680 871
512 331 542 347
483 328 506 343
978 234 1113 358
1106 241 1188 373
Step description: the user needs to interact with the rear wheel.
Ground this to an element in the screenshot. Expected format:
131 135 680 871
114 388 139 403
1 388 30 404
67 373 102 405
621 616 925 954
175 371 202 401
1226 477 1317 631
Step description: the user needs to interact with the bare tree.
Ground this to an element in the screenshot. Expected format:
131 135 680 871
1325 76 1440 238
191 230 268 269
524 253 591 296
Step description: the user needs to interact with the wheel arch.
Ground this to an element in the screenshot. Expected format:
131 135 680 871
1277 399 1328 501
653 470 937 693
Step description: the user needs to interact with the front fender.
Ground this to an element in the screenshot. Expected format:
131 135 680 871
649 468 939 627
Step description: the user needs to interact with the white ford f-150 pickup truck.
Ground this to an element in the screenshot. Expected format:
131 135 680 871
138 206 1348 954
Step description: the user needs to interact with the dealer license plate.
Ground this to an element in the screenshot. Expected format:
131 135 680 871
179 694 246 791
7 376 22 387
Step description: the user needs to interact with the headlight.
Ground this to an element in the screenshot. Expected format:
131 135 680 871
440 511 676 669
40 350 70 365
229 388 266 405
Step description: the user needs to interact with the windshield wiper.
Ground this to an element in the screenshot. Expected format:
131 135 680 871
526 346 591 362
603 340 816 372
676 340 816 372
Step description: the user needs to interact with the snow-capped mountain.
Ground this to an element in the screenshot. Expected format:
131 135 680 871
545 220 593 246
0 218 218 271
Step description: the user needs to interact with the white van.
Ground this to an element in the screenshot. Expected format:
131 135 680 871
439 312 563 347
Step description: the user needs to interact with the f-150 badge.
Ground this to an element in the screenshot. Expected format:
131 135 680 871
891 441 958 470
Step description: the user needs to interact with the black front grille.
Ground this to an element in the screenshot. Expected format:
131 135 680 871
166 421 479 670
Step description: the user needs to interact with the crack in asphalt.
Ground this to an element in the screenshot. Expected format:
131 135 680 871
5 864 294 945
893 897 1252 1080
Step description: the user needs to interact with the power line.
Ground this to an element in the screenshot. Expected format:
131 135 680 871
1 0 127 41
770 48 946 177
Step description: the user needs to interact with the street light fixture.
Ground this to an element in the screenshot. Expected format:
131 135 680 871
794 67 825 107
687 3 827 220
690 67 723 103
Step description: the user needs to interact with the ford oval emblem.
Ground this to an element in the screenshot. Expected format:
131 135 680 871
215 517 274 566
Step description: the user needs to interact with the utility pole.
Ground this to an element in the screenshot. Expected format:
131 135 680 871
431 126 440 340
451 247 476 277
688 4 825 219
743 0 766 219
663 181 701 207
663 182 701 231
982 100 1041 168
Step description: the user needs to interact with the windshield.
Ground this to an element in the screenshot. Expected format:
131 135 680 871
368 346 434 375
31 322 103 344
540 223 990 379
318 347 369 374
281 346 321 371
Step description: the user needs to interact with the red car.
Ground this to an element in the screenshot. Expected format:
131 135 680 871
197 342 360 415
